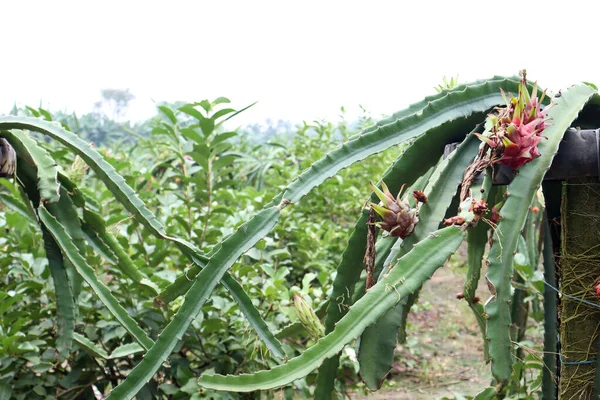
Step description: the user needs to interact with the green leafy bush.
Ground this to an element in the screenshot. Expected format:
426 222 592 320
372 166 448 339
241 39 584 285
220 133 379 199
0 99 394 399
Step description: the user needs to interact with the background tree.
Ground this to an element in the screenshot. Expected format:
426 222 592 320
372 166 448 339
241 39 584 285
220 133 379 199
94 88 135 122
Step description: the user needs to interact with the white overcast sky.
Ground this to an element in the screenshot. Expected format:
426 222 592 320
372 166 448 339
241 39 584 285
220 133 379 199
2 1 600 126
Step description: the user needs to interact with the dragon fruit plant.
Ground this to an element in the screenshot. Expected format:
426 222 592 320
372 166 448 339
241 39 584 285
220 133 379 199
0 71 597 400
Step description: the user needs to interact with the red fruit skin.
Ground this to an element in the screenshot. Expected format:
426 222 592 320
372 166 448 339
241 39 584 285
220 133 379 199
475 76 551 170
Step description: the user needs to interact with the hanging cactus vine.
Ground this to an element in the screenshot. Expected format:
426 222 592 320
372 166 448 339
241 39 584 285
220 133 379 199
0 70 597 400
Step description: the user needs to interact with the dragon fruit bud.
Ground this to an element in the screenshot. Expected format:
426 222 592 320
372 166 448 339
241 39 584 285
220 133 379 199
69 155 89 183
293 294 325 340
369 181 418 238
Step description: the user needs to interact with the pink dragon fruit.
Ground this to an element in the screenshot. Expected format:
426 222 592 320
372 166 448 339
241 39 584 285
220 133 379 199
475 71 552 169
368 181 419 238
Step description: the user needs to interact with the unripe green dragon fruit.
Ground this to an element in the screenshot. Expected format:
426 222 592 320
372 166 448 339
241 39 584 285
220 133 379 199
475 71 552 169
368 181 419 238
293 294 325 340
0 139 16 177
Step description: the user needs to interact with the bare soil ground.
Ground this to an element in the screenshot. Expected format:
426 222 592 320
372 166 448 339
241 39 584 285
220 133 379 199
353 261 492 399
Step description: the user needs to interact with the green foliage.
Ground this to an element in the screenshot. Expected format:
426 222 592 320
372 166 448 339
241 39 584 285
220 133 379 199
0 75 596 400
484 84 595 385
463 173 493 362
198 226 465 392
0 101 392 398
358 130 480 390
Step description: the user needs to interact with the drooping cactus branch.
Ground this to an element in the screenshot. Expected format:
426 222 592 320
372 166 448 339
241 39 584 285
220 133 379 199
1 74 599 399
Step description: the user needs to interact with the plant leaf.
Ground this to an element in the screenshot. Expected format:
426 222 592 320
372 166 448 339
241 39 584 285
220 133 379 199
0 116 281 360
358 130 480 389
0 129 59 203
39 206 154 351
281 78 521 204
313 76 521 398
107 206 282 399
0 116 208 261
463 177 494 362
73 332 109 359
82 209 145 284
315 131 452 397
197 226 464 392
0 192 37 224
485 85 596 384
109 343 145 359
41 227 75 361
